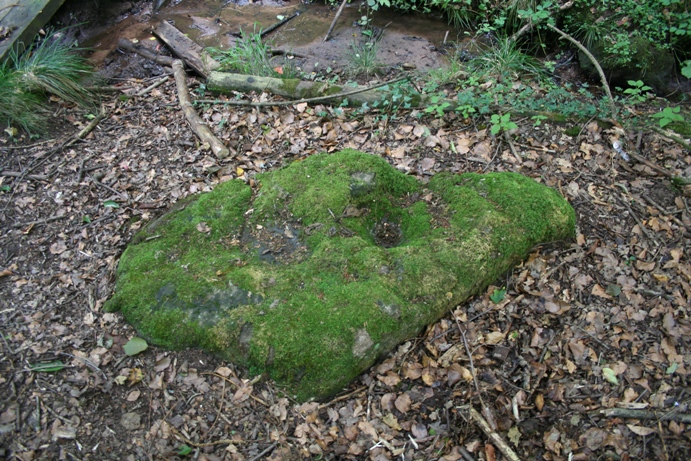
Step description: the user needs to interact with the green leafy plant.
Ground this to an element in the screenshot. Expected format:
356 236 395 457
622 80 653 103
208 26 297 79
490 113 518 135
531 114 548 126
177 445 193 456
468 38 545 81
490 288 506 304
651 106 684 128
682 60 691 79
424 94 451 117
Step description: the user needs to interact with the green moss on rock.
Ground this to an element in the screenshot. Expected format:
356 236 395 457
105 150 575 401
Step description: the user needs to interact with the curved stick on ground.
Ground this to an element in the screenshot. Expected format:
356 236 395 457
172 60 230 159
463 406 522 461
508 1 574 43
545 23 617 121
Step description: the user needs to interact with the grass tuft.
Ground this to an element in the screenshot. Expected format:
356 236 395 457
0 30 96 133
468 37 545 80
346 40 382 79
209 26 299 79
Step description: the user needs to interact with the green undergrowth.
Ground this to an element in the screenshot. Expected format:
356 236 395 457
208 26 299 79
0 31 96 133
106 150 575 400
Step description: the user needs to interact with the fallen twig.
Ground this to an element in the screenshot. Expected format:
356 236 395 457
546 23 617 121
503 131 522 163
461 405 522 461
598 407 691 424
509 1 574 43
117 39 175 68
136 76 170 97
651 125 691 152
624 149 691 185
172 60 230 159
12 214 69 229
261 11 300 38
451 310 497 431
615 186 659 245
1 171 49 181
324 0 348 42
197 74 410 108
202 371 269 407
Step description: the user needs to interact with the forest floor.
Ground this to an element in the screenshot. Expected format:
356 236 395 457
2 1 691 461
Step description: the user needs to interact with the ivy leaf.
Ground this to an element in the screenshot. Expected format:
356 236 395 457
177 445 192 456
490 288 506 304
123 337 148 356
682 60 691 79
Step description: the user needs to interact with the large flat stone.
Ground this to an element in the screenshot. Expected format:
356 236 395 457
106 150 575 400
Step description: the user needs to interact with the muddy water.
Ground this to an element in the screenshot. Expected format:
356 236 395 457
81 0 457 75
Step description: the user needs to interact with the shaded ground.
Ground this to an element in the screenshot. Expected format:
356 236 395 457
2 1 691 460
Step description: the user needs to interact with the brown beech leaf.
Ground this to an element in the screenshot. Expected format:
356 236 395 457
543 427 562 455
627 424 656 436
382 413 402 431
378 371 401 387
394 392 412 414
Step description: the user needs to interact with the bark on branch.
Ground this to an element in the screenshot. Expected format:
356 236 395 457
172 60 230 159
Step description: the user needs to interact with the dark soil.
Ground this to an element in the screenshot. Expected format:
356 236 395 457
2 1 691 460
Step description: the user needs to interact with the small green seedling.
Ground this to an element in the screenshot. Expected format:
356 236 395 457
623 80 652 103
490 288 506 304
490 113 517 135
651 106 684 128
681 60 691 79
531 115 548 126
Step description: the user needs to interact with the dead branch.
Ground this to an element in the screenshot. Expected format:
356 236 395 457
199 74 410 108
509 1 574 43
625 149 691 185
451 310 498 432
12 214 69 229
651 125 691 152
598 408 691 424
545 23 617 121
324 0 349 42
154 21 220 78
461 406 522 461
172 60 230 159
136 76 170 97
117 39 174 68
261 11 300 38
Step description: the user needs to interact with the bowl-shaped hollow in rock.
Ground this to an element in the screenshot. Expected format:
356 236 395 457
105 150 575 400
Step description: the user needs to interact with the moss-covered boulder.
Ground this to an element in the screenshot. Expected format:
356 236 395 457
105 150 575 400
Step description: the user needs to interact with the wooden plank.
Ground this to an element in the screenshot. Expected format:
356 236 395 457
153 20 220 79
0 0 67 63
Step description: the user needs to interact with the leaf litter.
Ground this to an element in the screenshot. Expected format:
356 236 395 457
1 57 691 461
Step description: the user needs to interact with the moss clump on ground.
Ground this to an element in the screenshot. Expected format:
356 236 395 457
106 150 575 401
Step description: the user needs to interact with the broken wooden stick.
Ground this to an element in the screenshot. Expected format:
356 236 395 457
261 11 301 38
117 39 175 68
598 408 691 424
462 406 522 461
324 0 349 42
546 23 617 121
154 21 221 78
172 60 230 159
